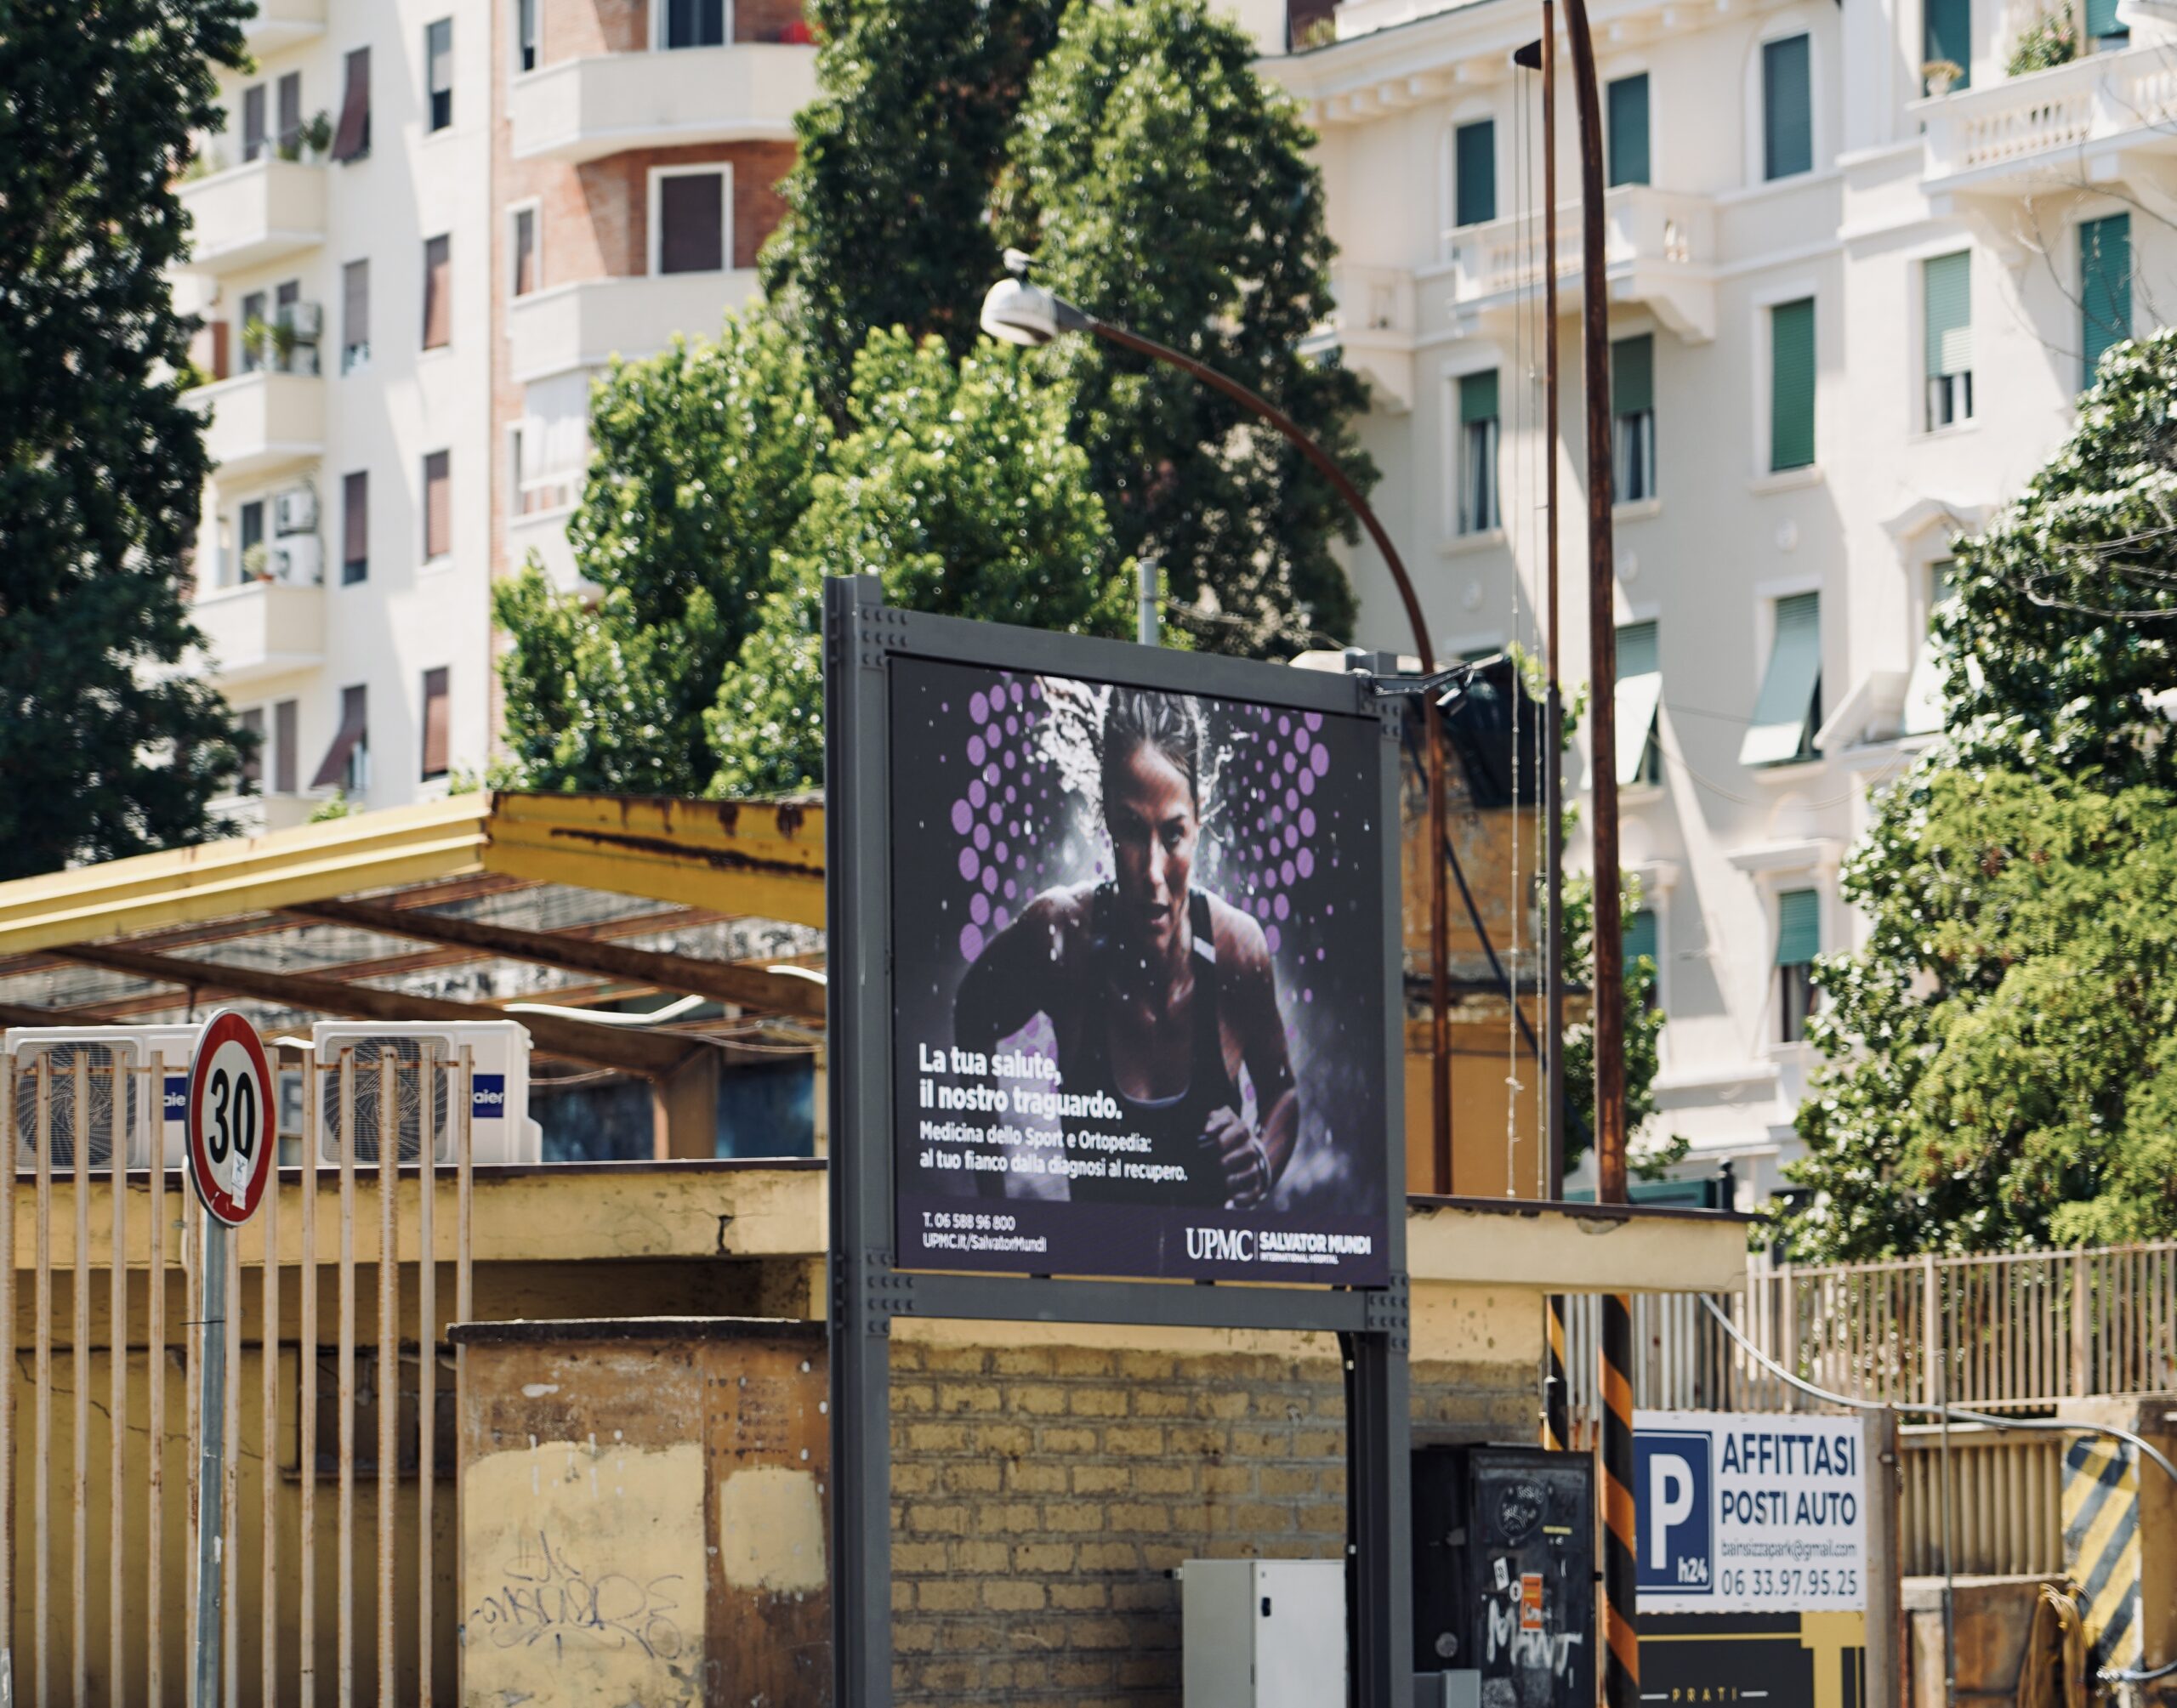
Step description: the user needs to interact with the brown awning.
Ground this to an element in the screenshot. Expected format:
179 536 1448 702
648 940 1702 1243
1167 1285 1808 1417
310 684 367 791
421 668 450 780
331 47 370 162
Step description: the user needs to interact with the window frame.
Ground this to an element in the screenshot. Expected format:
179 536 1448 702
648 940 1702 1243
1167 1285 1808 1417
656 0 731 49
1920 249 1974 433
1447 367 1502 537
2078 210 2132 390
1606 71 1651 189
420 667 452 781
647 163 735 276
1744 18 1821 186
1760 292 1818 475
242 82 270 162
422 450 452 564
421 233 452 351
1774 888 1823 1045
1741 587 1824 768
340 258 371 376
515 0 540 72
425 18 454 133
509 197 543 299
341 469 369 586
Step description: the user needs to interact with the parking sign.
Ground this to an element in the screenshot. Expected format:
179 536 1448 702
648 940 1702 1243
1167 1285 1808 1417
1635 1429 1714 1597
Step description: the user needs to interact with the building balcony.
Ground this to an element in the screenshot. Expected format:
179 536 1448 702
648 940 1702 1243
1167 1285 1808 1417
1917 46 2177 201
193 578 326 689
176 156 327 275
508 270 761 382
240 0 325 54
191 370 324 479
1431 185 1717 343
508 45 816 164
1306 264 1420 413
509 504 586 596
211 792 318 837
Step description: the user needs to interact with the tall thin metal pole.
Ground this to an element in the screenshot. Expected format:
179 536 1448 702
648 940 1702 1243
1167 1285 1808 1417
190 1217 230 1708
1541 0 1566 1200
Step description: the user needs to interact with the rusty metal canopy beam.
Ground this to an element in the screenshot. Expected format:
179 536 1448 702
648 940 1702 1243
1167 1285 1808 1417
284 898 827 1024
49 941 701 1079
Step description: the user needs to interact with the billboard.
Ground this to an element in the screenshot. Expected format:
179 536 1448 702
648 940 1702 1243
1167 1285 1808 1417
887 653 1392 1284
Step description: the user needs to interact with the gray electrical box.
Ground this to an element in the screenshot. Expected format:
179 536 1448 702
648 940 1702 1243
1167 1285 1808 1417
1179 1558 1348 1707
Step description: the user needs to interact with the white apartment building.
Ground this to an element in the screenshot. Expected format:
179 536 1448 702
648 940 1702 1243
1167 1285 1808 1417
174 0 814 829
1267 0 2174 1206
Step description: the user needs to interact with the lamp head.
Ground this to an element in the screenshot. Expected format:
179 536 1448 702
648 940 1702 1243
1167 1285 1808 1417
980 275 1060 348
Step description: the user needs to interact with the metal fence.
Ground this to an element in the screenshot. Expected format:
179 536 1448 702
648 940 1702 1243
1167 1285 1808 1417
4 1045 479 1705
1896 1425 2066 1579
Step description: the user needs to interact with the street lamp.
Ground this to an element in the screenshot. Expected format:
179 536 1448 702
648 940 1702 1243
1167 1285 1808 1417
980 255 1463 1192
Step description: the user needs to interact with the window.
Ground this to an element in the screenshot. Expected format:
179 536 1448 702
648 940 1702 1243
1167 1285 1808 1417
664 0 727 48
2085 0 2128 45
426 20 453 132
239 706 265 791
1776 888 1820 1043
1453 120 1496 229
238 288 268 372
1456 370 1500 535
342 259 370 373
332 47 371 162
1624 907 1660 1010
239 499 265 582
514 371 593 516
2080 213 2130 388
517 0 539 71
242 82 269 162
1924 0 1970 89
342 470 368 584
653 168 729 275
1769 297 1816 472
1923 252 1972 428
1615 620 1663 787
420 668 451 780
274 700 298 795
1611 333 1655 502
1761 35 1812 180
511 205 538 297
312 684 369 794
423 451 452 561
1901 560 1954 738
1607 74 1650 187
422 235 452 349
277 71 303 154
1741 592 1822 767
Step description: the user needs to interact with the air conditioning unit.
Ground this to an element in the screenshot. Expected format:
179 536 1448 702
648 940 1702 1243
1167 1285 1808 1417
312 1021 541 1166
276 299 322 343
274 485 317 535
4 1024 202 1170
270 536 321 584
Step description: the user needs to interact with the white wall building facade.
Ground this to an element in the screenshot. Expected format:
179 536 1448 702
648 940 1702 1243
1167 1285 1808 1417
176 0 812 829
1268 0 2177 1206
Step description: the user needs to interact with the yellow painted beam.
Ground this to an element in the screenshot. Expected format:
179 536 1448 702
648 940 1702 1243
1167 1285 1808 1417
485 793 826 927
1407 1197 1750 1294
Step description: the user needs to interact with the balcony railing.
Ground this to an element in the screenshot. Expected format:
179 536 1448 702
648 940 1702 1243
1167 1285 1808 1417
191 368 325 479
508 44 816 164
1918 44 2177 191
176 156 327 275
508 270 761 382
193 576 327 688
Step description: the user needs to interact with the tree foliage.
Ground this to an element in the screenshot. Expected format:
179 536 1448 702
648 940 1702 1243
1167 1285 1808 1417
0 0 253 878
1781 333 2177 1257
997 0 1371 654
496 315 1130 796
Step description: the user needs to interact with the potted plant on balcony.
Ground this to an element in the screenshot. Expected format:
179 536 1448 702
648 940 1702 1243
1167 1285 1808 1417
241 315 275 370
1922 57 1966 94
278 111 334 162
2007 7 2078 73
241 542 271 582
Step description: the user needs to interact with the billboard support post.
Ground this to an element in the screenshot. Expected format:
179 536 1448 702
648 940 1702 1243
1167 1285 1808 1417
825 575 1410 1705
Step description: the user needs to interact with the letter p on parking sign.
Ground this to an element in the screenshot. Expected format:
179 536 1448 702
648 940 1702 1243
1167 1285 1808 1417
1634 1430 1712 1596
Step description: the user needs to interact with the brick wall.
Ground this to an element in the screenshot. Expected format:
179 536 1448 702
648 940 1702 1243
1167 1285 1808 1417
559 139 795 276
541 0 647 63
888 1338 1533 1705
735 0 806 43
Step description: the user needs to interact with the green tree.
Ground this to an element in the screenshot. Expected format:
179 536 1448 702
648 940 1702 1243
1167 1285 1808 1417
1560 871 1670 1177
1779 332 2177 1257
0 0 253 878
998 0 1371 655
497 316 1131 796
493 313 828 794
759 0 1066 411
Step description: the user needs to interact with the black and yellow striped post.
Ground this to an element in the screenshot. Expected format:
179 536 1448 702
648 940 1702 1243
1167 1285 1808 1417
1600 1291 1640 1707
2062 1433 2143 1677
1542 1294 1571 1452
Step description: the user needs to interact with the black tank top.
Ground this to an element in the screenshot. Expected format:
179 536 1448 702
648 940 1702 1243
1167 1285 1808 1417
1071 885 1240 1207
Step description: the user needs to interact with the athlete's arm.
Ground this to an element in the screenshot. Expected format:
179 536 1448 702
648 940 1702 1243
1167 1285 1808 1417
952 888 1082 1053
1228 927 1299 1184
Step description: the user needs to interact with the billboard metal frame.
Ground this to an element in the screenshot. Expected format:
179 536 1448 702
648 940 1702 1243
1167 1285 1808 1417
824 575 1412 1705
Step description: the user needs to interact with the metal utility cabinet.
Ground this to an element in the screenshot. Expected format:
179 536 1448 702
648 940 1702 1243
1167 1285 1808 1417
1180 1558 1349 1707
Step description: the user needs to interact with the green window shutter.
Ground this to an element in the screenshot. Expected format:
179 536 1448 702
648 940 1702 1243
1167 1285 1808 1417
1616 619 1659 678
1923 252 1972 379
2080 213 2131 387
1612 333 1654 417
1607 75 1651 187
1775 889 1821 967
1741 592 1822 766
1763 35 1813 179
1614 620 1663 786
1624 907 1659 970
1770 298 1816 472
2085 0 2126 37
1924 0 1970 88
1459 368 1499 425
1455 120 1496 228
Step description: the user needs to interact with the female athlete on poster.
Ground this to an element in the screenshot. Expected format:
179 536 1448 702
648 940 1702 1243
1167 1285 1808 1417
953 687 1298 1210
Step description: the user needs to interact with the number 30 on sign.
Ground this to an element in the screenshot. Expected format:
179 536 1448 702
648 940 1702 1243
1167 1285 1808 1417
187 1009 276 1225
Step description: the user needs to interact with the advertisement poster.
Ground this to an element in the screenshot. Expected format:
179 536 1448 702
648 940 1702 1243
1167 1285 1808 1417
1634 1411 1869 1614
888 655 1390 1283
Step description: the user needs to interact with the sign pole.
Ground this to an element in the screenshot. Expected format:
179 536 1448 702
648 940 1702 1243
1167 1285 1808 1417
191 1216 230 1708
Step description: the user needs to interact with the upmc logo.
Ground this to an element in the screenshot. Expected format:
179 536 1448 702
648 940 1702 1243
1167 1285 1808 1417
1634 1429 1714 1594
471 1075 506 1120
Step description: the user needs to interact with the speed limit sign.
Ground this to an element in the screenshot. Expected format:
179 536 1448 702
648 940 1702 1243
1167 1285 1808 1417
186 1009 276 1224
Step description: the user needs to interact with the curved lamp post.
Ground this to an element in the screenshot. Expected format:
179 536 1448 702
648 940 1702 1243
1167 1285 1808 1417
980 264 1459 1189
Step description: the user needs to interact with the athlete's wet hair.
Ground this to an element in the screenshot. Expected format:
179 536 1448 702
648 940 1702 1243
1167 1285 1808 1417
1101 689 1204 814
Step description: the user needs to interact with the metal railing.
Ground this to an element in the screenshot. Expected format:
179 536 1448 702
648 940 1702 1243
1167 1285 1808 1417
1896 1426 2066 1579
3 1046 478 1705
